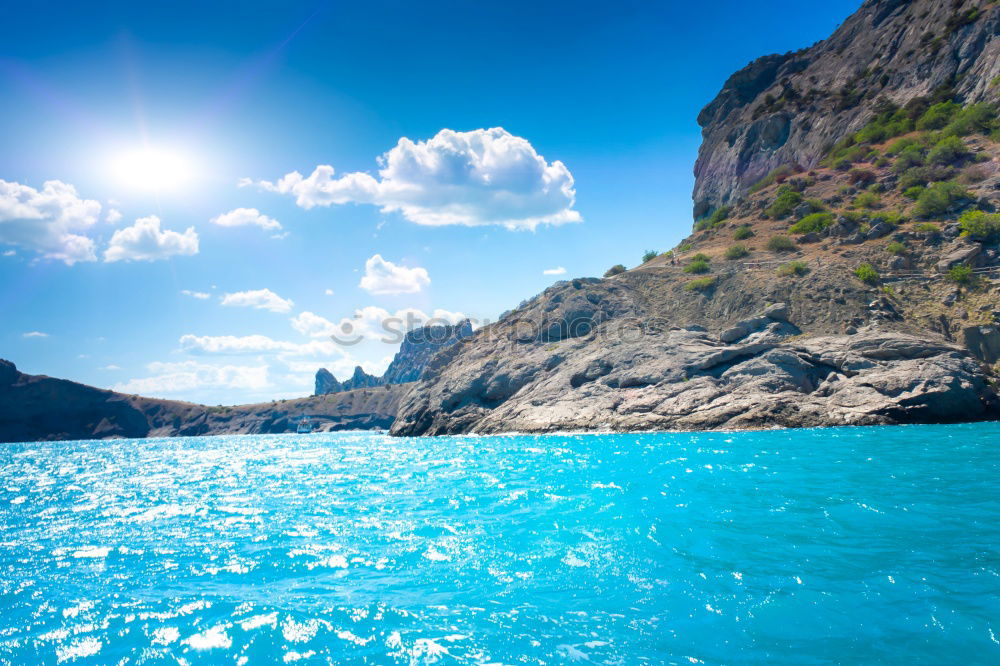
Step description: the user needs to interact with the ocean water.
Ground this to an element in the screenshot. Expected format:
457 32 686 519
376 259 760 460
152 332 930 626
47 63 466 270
1 425 998 665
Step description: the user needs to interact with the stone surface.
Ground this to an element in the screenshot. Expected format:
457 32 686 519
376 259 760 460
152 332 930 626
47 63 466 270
937 241 983 273
963 325 1000 364
388 278 1000 436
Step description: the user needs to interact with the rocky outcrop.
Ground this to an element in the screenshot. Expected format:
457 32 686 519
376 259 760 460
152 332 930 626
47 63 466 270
0 360 405 443
963 324 1000 363
315 368 341 396
314 319 474 395
391 294 1000 435
693 0 1000 218
382 319 474 384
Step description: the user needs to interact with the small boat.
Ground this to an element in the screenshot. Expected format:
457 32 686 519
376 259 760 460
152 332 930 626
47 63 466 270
296 417 314 434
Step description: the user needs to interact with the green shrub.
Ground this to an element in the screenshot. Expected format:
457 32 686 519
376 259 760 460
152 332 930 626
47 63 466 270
854 263 879 284
766 235 796 252
789 212 834 234
914 181 971 218
893 146 926 172
685 276 717 292
871 210 907 227
853 191 881 209
724 244 750 260
958 209 1000 241
749 164 800 194
927 135 969 165
903 185 926 200
915 222 941 235
684 259 710 274
765 185 803 219
916 101 960 131
942 103 998 137
677 242 694 253
776 260 809 277
694 205 731 231
886 241 907 256
642 250 659 263
604 264 626 277
947 264 973 285
886 136 922 156
733 225 754 240
691 253 710 262
898 165 956 190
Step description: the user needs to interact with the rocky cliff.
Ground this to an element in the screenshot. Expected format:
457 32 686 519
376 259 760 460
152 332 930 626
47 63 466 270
389 0 1000 436
694 0 1000 218
0 359 404 443
314 319 473 395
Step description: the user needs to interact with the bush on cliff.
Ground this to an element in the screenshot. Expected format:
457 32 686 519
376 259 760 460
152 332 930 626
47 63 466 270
776 260 809 277
854 263 879 284
684 276 717 292
642 250 659 263
604 264 626 277
765 186 803 219
733 225 754 240
958 210 1000 242
766 235 796 252
789 212 833 234
684 258 711 274
724 244 749 260
914 181 971 218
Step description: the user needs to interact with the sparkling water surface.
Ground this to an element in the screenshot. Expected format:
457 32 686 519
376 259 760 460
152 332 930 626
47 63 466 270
1 424 998 665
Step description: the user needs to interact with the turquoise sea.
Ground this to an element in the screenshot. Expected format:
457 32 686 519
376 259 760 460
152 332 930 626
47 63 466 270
1 424 998 665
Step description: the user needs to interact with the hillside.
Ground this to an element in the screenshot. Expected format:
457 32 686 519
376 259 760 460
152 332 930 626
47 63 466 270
0 359 404 443
388 1 1000 436
694 0 1000 218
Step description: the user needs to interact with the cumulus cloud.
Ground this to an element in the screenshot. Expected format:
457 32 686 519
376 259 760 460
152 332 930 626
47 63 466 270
220 288 294 313
113 360 269 397
291 306 468 341
543 266 567 275
0 179 101 264
104 215 199 262
178 333 339 356
22 331 49 338
210 207 282 232
359 254 430 295
181 289 211 300
105 208 122 224
247 127 580 230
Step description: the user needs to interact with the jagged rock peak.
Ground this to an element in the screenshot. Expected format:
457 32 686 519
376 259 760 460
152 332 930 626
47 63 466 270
314 368 341 396
382 319 474 385
693 0 1000 218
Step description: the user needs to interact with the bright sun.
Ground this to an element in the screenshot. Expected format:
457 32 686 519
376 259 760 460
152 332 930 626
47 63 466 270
109 146 193 192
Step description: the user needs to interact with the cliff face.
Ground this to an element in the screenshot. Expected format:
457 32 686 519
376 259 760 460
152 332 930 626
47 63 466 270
694 0 1000 218
314 319 473 395
0 359 404 443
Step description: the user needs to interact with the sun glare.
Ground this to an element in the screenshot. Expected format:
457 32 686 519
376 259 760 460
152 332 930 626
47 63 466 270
109 146 194 192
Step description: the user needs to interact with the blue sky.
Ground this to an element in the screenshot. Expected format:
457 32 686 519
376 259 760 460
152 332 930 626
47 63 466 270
0 0 861 404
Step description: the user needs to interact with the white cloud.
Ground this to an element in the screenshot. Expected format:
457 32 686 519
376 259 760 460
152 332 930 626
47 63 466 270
113 360 269 397
178 333 337 356
104 215 199 262
23 331 49 338
2 250 14 257
100 364 121 371
181 289 210 300
211 207 282 232
220 288 294 313
105 208 122 224
247 127 580 230
324 289 334 296
291 306 468 341
543 266 566 275
0 179 101 264
359 254 430 295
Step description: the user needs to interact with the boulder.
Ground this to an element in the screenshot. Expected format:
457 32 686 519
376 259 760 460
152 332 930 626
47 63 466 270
866 222 892 240
937 241 982 273
963 325 1000 364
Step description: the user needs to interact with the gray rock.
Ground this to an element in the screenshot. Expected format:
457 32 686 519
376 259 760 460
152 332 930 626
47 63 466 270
943 290 960 307
314 368 342 396
797 232 821 244
866 222 892 240
793 203 814 219
763 302 790 322
937 242 982 273
963 325 1000 364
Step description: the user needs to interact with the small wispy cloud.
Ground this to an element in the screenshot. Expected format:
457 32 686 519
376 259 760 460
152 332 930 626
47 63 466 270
543 266 566 275
100 364 121 371
181 290 211 300
221 288 294 313
23 331 49 338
